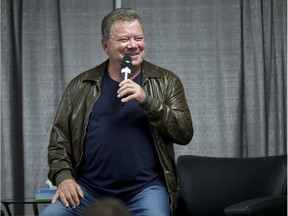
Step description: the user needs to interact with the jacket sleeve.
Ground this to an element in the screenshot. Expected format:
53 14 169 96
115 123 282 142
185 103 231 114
140 72 193 145
47 85 74 186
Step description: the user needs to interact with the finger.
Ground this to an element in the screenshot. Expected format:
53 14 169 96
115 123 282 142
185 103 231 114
61 186 76 208
76 184 84 199
121 91 135 102
117 82 131 92
68 186 81 207
118 87 135 99
119 79 131 87
51 192 59 204
59 190 70 208
122 87 146 103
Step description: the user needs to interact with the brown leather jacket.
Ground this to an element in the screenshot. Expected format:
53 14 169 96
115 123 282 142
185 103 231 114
47 60 193 211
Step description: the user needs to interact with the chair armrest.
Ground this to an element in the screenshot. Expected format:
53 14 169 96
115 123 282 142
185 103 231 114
224 195 287 216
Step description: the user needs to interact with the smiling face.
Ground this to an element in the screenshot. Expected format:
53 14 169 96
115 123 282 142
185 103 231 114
102 20 146 74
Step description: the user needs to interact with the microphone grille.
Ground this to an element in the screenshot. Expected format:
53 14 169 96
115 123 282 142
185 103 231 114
121 55 132 69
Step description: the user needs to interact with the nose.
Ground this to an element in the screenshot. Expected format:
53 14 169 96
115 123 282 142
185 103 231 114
127 39 137 48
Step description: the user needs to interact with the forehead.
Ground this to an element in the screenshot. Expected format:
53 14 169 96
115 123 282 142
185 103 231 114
110 20 143 35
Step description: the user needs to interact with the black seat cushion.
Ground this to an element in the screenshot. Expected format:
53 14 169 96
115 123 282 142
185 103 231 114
176 155 287 216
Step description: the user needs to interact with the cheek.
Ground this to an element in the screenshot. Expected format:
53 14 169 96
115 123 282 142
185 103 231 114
107 41 123 51
115 44 127 53
139 42 146 51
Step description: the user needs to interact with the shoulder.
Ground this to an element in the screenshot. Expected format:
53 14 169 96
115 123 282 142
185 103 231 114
142 60 180 82
67 61 107 87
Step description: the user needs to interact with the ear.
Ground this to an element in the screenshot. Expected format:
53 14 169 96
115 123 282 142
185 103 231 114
102 39 109 54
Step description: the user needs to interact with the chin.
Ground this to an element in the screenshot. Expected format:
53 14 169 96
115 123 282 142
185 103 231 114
133 55 144 64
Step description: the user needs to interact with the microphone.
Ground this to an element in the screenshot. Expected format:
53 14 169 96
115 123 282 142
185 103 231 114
121 55 132 81
120 55 132 106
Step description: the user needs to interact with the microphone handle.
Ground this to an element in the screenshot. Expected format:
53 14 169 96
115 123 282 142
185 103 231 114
120 67 131 106
121 67 131 81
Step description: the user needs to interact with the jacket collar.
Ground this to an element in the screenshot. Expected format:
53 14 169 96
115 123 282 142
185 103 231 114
141 60 162 79
83 60 108 84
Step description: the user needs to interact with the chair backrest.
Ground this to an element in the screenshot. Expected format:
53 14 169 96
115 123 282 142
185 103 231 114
176 155 287 216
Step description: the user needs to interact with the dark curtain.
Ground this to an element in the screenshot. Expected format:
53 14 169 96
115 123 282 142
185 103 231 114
1 0 286 215
1 1 113 215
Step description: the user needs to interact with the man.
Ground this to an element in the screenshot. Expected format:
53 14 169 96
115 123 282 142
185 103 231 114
40 8 193 216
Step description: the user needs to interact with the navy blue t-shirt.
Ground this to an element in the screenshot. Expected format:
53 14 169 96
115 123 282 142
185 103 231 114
77 71 163 201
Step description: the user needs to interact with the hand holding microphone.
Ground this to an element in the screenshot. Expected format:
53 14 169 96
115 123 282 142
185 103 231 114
118 55 146 104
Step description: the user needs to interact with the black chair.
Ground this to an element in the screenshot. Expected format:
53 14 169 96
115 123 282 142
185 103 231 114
175 154 287 216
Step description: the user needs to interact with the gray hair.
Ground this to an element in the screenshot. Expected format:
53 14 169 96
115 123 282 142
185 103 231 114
101 8 144 40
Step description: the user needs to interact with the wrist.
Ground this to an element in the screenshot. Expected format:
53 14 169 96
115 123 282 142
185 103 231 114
55 169 74 186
